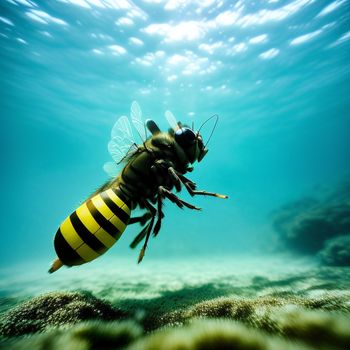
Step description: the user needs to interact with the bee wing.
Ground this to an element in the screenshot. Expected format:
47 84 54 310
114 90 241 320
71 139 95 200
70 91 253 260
103 161 120 178
131 101 147 142
165 110 179 131
108 115 137 164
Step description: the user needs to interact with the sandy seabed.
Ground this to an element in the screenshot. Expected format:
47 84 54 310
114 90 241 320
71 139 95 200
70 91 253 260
0 255 349 349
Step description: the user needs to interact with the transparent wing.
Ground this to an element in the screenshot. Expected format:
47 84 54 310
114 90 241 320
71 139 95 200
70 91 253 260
103 161 120 178
108 115 136 164
165 110 179 131
131 100 147 142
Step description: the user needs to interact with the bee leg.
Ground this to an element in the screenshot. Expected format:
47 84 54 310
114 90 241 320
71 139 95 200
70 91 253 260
129 212 152 226
153 193 165 237
130 201 156 263
159 186 201 211
152 160 182 192
130 206 155 249
130 224 149 249
175 171 228 199
137 200 157 262
167 167 182 192
138 214 155 263
170 169 197 190
185 184 228 199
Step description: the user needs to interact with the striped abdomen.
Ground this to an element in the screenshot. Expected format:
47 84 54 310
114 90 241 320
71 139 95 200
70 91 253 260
54 188 131 266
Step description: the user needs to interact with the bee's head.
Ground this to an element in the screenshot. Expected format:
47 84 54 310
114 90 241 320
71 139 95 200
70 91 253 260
175 127 208 164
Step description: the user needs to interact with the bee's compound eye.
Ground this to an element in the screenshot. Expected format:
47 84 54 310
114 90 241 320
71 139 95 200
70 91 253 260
175 128 196 148
197 135 204 149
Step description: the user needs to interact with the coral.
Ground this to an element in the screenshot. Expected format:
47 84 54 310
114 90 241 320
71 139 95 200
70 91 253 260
127 319 311 350
271 180 350 256
319 235 350 266
158 294 350 349
1 289 350 350
2 321 142 350
3 311 350 350
159 293 350 327
1 261 350 350
273 309 350 349
0 291 126 337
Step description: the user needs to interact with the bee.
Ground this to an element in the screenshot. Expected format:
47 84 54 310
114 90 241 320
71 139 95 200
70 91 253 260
49 102 228 273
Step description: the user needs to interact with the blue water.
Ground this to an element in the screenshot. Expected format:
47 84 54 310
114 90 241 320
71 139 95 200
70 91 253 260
0 0 350 268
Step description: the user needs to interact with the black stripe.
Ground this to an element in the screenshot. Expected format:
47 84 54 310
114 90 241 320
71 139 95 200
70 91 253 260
101 191 130 224
112 188 130 206
87 199 121 239
54 229 83 266
70 211 107 254
117 184 137 206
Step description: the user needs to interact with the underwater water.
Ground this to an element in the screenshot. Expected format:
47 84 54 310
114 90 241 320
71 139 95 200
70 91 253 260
1 0 350 349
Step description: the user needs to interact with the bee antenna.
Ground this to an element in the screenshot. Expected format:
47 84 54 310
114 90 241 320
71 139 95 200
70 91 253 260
192 121 194 130
197 114 219 148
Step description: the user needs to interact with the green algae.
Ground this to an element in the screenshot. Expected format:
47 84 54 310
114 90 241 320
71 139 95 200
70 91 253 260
128 319 312 350
1 259 350 350
0 291 126 337
1 321 142 350
1 290 350 350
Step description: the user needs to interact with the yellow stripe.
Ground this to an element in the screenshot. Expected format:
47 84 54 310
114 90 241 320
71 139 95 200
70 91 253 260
60 217 84 250
94 227 116 248
107 189 131 215
92 194 114 220
60 214 100 262
76 202 100 233
76 244 99 262
110 215 126 233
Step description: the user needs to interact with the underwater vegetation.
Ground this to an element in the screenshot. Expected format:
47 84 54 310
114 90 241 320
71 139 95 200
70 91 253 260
0 291 125 337
1 250 350 350
1 293 350 350
319 235 350 266
1 319 314 350
1 320 142 350
272 179 350 265
1 269 350 350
